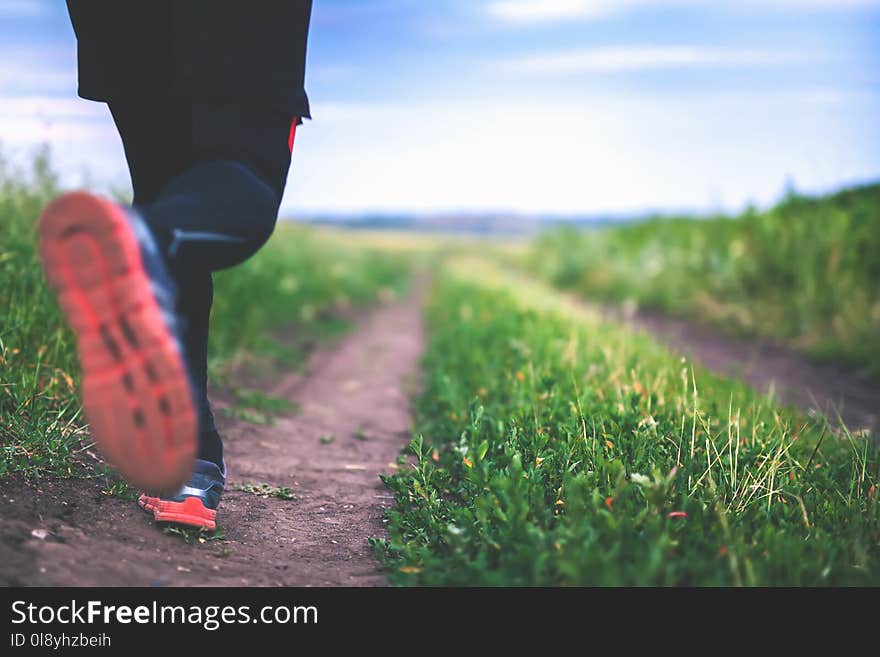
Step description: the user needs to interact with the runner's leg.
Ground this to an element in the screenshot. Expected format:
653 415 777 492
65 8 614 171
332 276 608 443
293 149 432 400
139 101 294 272
108 99 297 467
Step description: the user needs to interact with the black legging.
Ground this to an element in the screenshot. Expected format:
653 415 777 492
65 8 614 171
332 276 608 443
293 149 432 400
109 98 298 466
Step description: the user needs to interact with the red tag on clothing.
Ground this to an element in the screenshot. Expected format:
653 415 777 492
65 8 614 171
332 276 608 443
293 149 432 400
288 118 298 152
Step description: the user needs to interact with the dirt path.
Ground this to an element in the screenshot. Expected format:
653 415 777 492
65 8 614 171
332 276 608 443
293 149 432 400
0 289 424 586
611 306 879 432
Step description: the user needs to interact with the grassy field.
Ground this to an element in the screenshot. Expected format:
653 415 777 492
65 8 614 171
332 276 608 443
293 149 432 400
375 258 879 585
3 153 878 585
525 184 880 375
0 155 410 480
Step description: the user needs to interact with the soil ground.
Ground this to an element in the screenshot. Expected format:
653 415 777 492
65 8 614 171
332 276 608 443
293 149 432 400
1 277 875 587
0 290 424 586
615 307 880 433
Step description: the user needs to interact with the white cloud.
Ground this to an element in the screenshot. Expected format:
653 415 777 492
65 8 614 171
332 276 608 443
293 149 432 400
486 0 880 23
2 92 874 215
497 45 805 74
771 0 880 7
0 97 116 148
487 0 626 22
0 0 53 18
0 96 105 120
0 115 114 144
0 67 73 94
0 48 78 95
279 89 880 216
0 94 125 192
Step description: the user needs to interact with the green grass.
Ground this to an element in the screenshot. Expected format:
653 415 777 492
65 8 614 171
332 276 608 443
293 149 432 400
0 151 85 479
0 154 411 480
525 183 880 375
209 222 410 379
218 389 299 427
101 479 140 501
162 525 227 544
233 482 296 500
374 259 879 585
6 150 877 585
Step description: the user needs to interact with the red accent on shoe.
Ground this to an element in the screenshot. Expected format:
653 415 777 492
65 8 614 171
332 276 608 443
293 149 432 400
37 191 196 492
138 493 159 513
153 497 217 531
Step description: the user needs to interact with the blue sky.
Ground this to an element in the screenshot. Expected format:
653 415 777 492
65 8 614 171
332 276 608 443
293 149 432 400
0 0 878 216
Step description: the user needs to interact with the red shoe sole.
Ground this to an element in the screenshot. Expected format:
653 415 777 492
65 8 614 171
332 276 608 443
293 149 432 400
138 493 159 513
38 191 196 492
153 497 217 531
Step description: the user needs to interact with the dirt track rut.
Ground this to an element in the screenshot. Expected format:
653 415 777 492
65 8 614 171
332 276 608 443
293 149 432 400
617 307 879 432
0 290 424 586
